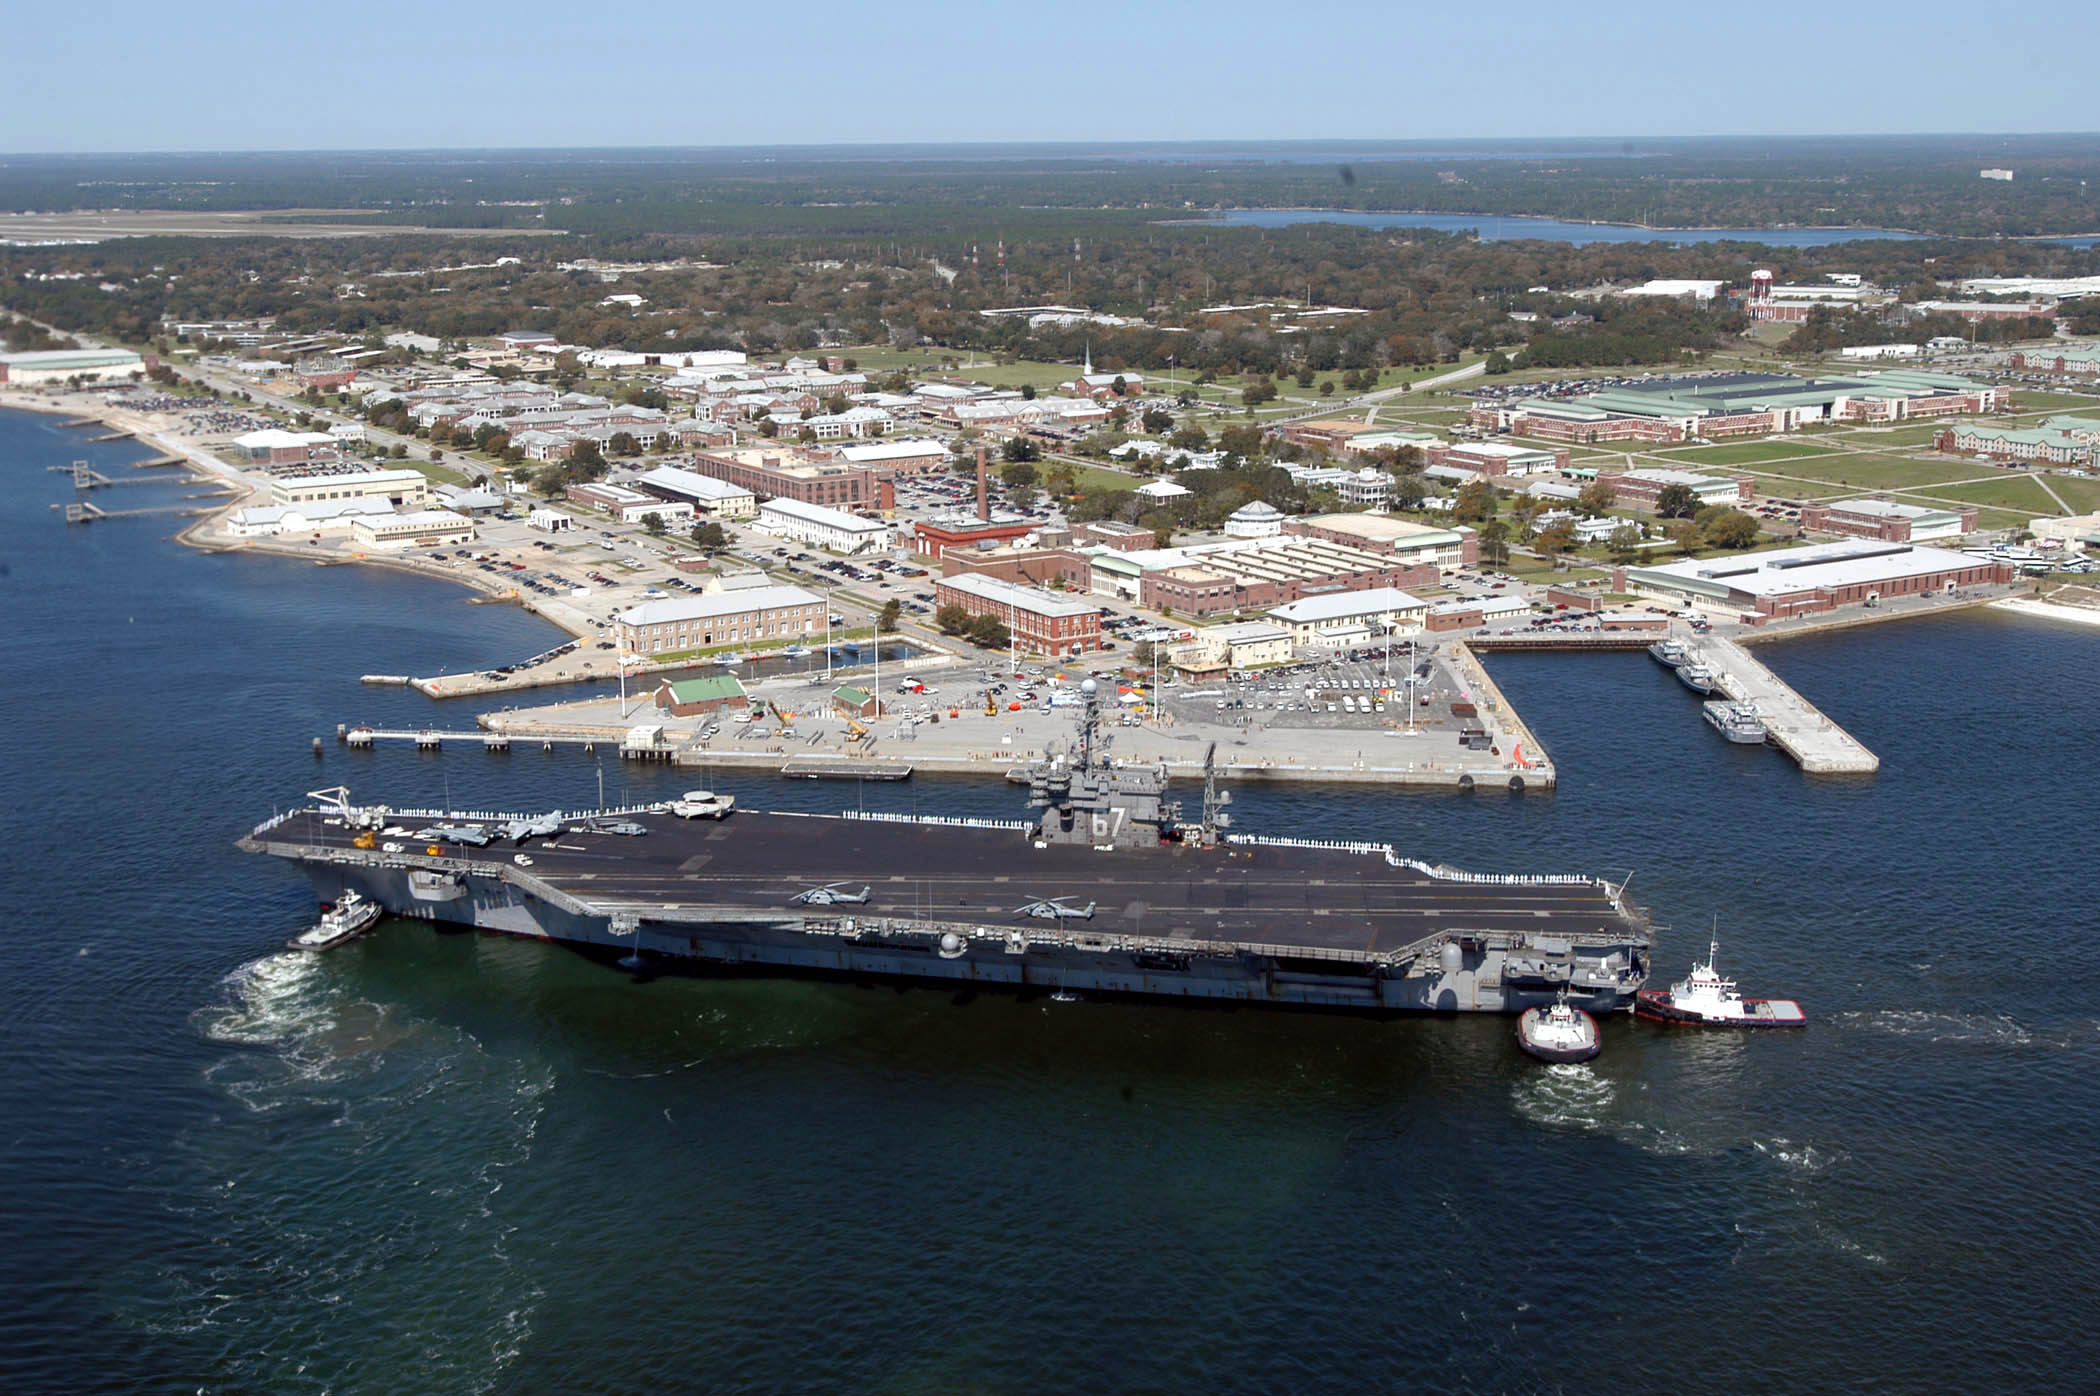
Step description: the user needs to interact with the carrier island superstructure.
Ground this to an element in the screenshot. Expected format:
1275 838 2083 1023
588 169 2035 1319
241 682 1653 1014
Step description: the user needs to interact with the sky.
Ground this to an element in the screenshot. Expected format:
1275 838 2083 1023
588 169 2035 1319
7 0 2097 153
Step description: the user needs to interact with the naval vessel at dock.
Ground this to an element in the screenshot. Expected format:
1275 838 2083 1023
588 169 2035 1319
241 683 1654 1014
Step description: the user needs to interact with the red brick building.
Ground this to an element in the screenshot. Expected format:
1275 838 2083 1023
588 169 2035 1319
936 573 1103 656
685 446 894 511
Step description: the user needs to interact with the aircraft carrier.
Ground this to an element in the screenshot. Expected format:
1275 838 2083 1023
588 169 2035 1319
241 683 1653 1014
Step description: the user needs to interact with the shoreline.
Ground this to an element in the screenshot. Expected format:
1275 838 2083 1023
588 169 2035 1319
1158 207 2097 242
1991 596 2100 628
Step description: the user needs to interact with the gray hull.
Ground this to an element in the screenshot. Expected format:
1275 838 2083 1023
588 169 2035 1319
299 860 1645 1015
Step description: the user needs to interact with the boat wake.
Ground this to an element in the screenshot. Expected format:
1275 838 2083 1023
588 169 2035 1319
1837 1008 2037 1048
122 952 557 1391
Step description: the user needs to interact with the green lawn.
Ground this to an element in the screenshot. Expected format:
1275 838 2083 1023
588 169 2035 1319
1752 454 1987 491
2004 390 2100 415
1653 439 1846 467
400 456 468 486
1906 475 2065 514
2045 474 2100 514
1748 474 1852 500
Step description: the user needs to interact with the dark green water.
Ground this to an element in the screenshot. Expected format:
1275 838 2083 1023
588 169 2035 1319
3 407 2096 1392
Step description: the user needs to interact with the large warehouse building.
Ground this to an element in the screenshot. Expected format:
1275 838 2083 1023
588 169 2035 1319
616 585 825 655
0 348 147 385
1799 498 1977 543
1624 541 2013 622
1469 370 2001 444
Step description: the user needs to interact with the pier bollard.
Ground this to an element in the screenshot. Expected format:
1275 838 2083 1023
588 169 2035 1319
336 723 347 742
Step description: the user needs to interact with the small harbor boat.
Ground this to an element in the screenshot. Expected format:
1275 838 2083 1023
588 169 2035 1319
1517 989 1601 1063
1648 639 1689 668
1676 660 1717 694
1702 700 1767 744
668 789 736 819
287 888 382 952
714 652 743 667
1635 934 1805 1028
781 645 812 659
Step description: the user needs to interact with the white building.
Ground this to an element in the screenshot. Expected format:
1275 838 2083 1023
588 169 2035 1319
1224 500 1286 538
617 585 826 654
527 508 573 532
0 348 144 384
1168 621 1295 675
757 497 890 555
225 497 394 538
1620 279 1727 302
270 468 430 509
348 509 476 551
1136 479 1192 502
1267 588 1428 645
633 465 757 519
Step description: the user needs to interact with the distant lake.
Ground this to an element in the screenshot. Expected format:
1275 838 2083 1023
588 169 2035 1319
1184 209 2100 247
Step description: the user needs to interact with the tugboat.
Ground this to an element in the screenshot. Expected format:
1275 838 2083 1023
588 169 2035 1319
1636 934 1805 1028
1516 989 1602 1063
1648 639 1689 668
1702 700 1767 744
286 888 383 952
1676 659 1717 695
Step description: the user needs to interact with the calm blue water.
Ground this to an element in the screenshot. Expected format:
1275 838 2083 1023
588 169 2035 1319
4 405 2098 1391
1195 209 2100 248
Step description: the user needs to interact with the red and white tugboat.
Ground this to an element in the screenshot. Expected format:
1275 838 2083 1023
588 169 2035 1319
1517 989 1602 1063
1636 933 1805 1028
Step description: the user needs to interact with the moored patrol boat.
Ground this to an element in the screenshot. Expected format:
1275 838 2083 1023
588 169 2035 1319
241 683 1654 1015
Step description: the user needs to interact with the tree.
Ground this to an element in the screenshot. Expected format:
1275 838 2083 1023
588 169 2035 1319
1169 424 1210 452
1175 388 1198 408
1478 519 1511 568
877 599 902 633
1388 474 1428 510
1485 351 1513 375
935 602 970 635
758 418 779 438
1606 523 1644 564
1453 480 1501 523
1010 483 1041 510
1666 518 1702 556
1655 483 1700 519
690 521 728 550
1001 436 1040 463
1318 380 1335 397
1141 408 1173 435
1703 509 1762 549
1000 461 1040 492
1576 480 1617 516
1020 383 1037 400
965 612 1011 649
641 512 666 536
1535 518 1578 556
1044 462 1077 495
1217 424 1265 461
1241 379 1277 409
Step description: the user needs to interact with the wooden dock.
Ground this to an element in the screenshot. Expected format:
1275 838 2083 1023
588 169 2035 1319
1697 637 1879 775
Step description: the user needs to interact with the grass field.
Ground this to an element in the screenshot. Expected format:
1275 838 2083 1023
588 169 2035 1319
2045 475 2100 513
1901 476 2062 513
1652 439 1846 467
1839 422 1959 448
2003 390 2100 416
1748 474 1851 500
1749 453 1987 491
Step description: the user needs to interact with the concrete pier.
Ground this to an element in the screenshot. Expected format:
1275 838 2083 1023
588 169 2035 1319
1696 637 1879 775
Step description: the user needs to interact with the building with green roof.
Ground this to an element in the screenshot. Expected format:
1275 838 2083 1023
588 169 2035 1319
653 673 749 716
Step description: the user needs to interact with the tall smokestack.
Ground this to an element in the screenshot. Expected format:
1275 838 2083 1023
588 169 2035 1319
975 445 989 522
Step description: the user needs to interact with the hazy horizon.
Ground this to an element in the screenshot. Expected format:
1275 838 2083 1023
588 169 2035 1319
7 0 2096 154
